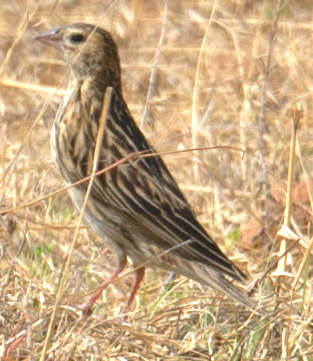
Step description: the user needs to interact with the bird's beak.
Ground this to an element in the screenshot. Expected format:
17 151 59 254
33 29 63 50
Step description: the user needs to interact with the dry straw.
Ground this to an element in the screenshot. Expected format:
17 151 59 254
2 0 313 360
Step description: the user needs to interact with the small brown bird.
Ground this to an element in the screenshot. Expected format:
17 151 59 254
35 23 260 314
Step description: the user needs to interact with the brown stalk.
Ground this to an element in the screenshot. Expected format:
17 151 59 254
277 102 302 361
191 0 217 182
39 87 113 361
277 103 302 273
0 145 244 217
140 0 168 129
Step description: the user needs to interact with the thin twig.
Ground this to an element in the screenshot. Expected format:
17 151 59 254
258 0 284 229
191 0 217 182
140 0 168 129
0 145 244 217
39 87 113 361
278 102 302 273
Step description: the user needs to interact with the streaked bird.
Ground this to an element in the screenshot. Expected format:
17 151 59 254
35 23 260 314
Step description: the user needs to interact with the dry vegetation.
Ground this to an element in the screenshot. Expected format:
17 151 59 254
1 0 313 359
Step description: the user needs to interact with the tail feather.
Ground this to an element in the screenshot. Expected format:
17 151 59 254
202 271 263 314
165 261 264 315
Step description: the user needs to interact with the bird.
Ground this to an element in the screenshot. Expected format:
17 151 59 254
34 23 260 315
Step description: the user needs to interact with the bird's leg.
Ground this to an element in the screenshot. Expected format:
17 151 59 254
78 259 127 315
121 267 145 314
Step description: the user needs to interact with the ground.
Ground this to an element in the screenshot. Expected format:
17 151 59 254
1 1 313 360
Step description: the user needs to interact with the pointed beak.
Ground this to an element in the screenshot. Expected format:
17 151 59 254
33 28 63 50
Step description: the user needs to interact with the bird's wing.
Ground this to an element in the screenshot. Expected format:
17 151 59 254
89 106 245 281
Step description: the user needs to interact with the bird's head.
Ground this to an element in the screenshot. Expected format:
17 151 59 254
34 23 122 91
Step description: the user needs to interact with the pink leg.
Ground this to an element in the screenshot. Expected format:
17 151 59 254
79 259 127 315
122 267 145 313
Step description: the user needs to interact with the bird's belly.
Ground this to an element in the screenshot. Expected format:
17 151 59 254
68 186 170 267
68 187 123 242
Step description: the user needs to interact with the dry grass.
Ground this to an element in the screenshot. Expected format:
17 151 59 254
1 0 313 359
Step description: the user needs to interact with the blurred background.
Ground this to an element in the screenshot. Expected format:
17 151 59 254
1 1 313 360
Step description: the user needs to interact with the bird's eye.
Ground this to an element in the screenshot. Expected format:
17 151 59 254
70 34 85 43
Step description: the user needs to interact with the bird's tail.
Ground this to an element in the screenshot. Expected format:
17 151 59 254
202 270 263 314
172 262 264 315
